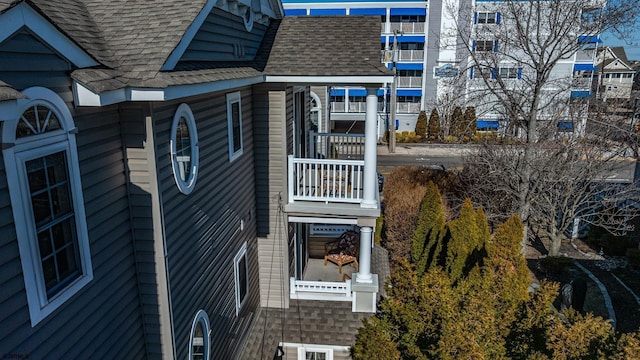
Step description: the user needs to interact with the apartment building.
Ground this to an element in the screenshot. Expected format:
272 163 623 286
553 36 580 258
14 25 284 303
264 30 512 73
283 0 605 137
463 0 604 135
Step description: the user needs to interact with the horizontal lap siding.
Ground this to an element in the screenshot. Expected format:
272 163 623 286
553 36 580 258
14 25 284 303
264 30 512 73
0 103 145 357
153 88 259 359
252 84 290 309
180 8 267 63
0 30 74 103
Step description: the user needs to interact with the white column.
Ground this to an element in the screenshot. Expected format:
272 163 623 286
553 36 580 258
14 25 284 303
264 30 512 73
361 87 378 209
356 226 373 283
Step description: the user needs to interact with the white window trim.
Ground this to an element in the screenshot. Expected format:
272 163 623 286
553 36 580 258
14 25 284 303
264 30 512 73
226 91 244 162
170 103 199 195
233 242 248 315
297 346 334 360
2 87 92 327
189 309 211 360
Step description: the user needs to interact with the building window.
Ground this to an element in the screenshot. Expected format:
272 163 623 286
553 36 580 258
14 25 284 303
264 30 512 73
558 121 574 132
226 91 244 162
234 242 248 315
170 104 199 195
475 12 500 24
397 69 423 77
498 67 522 79
473 40 497 52
298 347 333 360
189 310 211 360
242 5 254 32
398 42 424 51
390 15 426 23
2 87 92 326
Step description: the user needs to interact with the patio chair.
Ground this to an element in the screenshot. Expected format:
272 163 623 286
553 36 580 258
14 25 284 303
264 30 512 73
324 229 359 274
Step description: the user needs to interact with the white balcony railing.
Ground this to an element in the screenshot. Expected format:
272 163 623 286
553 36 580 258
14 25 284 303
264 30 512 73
397 102 421 113
576 49 595 62
397 76 422 88
331 102 345 112
310 132 365 160
389 22 425 34
348 102 368 113
398 50 424 62
290 277 352 301
288 156 364 204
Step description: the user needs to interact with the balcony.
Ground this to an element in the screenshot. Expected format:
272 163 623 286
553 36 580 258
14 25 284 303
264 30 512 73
286 131 379 218
397 102 421 113
348 102 367 113
389 22 425 34
288 156 364 204
576 49 595 62
397 76 422 88
331 102 345 112
290 233 389 302
398 49 424 62
311 132 365 160
572 77 593 89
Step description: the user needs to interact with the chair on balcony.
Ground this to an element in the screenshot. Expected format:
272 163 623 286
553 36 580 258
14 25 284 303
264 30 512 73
322 167 350 197
324 229 359 274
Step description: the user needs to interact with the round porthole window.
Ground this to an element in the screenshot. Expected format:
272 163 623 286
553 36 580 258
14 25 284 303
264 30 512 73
189 310 210 360
170 103 199 195
243 6 254 32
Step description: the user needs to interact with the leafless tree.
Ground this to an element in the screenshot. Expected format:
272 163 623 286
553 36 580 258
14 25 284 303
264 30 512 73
443 0 640 255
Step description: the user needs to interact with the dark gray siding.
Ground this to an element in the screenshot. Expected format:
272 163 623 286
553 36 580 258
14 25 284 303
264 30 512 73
178 8 267 64
152 88 260 359
0 102 146 358
0 29 74 103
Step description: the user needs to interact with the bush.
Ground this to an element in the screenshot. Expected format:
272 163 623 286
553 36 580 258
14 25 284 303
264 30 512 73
627 248 640 270
382 167 461 264
428 109 441 140
444 135 458 143
415 111 428 139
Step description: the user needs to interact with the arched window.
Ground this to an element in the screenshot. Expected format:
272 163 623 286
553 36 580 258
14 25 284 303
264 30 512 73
189 310 211 359
2 87 92 326
170 104 199 194
310 91 322 133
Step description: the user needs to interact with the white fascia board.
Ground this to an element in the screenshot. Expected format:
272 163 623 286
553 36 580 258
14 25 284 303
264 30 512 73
265 75 393 85
161 0 218 71
163 75 264 101
129 89 165 101
288 216 357 225
281 342 350 352
74 76 264 106
0 3 98 68
74 81 126 107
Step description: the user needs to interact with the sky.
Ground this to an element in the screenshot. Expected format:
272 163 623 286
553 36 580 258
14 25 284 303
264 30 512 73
602 31 640 61
601 21 640 61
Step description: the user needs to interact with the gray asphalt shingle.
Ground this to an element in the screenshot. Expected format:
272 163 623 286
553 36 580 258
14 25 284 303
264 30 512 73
3 1 390 94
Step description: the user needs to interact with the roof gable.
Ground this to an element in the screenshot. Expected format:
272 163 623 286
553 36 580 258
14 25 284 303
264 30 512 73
174 8 268 67
0 2 99 68
161 0 280 71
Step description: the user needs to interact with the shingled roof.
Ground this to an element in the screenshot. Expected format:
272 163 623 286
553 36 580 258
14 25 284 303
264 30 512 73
263 16 390 77
1 1 390 96
596 46 634 72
